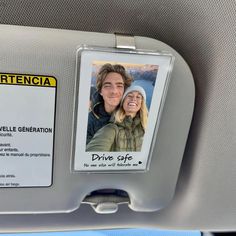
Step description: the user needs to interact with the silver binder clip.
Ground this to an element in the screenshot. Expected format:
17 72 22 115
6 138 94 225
115 33 136 50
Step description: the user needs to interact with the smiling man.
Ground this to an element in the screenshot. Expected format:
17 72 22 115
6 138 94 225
86 63 133 144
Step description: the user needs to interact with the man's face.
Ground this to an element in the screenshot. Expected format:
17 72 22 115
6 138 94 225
100 72 125 112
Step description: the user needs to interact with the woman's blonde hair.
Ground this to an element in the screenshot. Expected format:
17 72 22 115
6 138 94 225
114 92 148 130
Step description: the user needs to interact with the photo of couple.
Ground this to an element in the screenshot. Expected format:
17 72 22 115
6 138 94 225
86 62 158 152
74 48 173 171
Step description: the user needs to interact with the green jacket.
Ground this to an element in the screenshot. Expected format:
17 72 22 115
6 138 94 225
86 116 144 152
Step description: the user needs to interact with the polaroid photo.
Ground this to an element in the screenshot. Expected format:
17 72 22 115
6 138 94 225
73 46 174 172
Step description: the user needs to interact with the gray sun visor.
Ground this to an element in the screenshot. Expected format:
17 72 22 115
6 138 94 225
0 24 194 213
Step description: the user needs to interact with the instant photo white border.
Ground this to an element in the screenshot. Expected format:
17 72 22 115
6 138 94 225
73 45 174 172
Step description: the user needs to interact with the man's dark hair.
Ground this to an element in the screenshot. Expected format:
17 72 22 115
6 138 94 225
96 63 133 92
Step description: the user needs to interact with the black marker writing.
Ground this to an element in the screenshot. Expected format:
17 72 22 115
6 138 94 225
91 153 114 161
117 154 133 163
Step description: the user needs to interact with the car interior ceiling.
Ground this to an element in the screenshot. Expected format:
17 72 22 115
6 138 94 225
0 0 235 233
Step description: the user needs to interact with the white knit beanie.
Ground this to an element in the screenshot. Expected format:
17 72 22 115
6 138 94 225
121 85 146 103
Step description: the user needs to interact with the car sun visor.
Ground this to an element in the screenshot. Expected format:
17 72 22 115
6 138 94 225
0 24 194 214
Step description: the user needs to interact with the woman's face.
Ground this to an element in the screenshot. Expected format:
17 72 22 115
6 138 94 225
123 91 143 117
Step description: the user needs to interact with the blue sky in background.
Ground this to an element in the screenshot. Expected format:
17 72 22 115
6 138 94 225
1 229 201 236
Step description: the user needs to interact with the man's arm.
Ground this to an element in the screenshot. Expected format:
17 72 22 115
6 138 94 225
86 124 116 152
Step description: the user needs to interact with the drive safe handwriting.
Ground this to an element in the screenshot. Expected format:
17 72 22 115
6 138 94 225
91 153 133 163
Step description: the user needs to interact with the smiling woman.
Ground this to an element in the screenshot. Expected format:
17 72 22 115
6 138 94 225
123 91 143 116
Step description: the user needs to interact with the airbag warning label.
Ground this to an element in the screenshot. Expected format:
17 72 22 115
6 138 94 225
0 73 56 187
